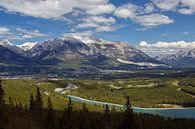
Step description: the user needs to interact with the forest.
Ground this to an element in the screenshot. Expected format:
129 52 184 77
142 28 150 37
1 78 195 129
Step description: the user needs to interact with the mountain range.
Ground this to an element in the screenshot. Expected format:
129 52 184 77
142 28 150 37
156 49 195 68
0 34 175 75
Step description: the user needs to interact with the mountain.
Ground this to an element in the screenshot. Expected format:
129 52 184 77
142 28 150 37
0 40 24 54
25 34 166 69
17 42 38 51
156 49 195 68
0 34 168 75
0 45 32 65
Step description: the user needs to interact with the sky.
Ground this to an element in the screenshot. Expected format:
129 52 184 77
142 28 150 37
0 0 195 56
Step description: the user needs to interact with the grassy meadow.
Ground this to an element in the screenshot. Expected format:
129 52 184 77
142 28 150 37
2 76 195 110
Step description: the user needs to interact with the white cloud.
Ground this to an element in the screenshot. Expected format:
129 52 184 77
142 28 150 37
77 22 99 28
134 14 174 28
114 3 174 29
152 0 179 11
83 16 116 25
162 33 170 36
139 41 195 56
180 0 195 14
152 0 195 15
86 4 116 15
0 0 115 20
0 26 47 41
96 26 116 32
183 31 191 35
114 3 140 19
144 3 154 13
0 27 11 35
76 16 116 32
16 28 47 38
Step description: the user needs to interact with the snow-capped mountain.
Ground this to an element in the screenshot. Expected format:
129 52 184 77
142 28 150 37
0 45 32 65
0 34 167 71
0 40 24 54
156 49 195 68
26 34 165 68
17 42 38 51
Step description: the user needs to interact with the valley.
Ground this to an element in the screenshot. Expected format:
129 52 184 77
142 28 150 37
2 74 195 110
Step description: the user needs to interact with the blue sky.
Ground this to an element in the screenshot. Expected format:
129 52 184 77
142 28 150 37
0 0 195 56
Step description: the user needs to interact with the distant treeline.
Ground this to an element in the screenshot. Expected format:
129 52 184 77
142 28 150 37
0 78 195 129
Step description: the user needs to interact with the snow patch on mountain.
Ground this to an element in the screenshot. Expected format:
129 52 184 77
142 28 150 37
0 39 14 46
117 58 167 67
18 42 38 51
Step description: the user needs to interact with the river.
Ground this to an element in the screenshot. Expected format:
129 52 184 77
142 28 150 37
67 95 195 119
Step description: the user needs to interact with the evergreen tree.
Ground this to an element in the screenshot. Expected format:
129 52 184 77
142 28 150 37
79 103 90 129
8 96 14 106
34 87 43 116
29 94 35 113
45 97 55 129
103 104 110 129
60 98 75 129
0 78 4 106
0 78 5 129
34 87 43 126
123 96 134 129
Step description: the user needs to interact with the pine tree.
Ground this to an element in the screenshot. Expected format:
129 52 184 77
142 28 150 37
8 96 14 106
60 98 75 129
0 77 5 129
123 96 134 129
45 97 55 129
103 104 110 129
79 103 89 129
0 78 4 106
35 87 43 109
29 94 35 113
34 87 43 126
34 87 43 115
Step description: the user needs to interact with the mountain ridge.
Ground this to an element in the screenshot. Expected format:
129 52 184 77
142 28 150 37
156 49 195 68
0 34 168 75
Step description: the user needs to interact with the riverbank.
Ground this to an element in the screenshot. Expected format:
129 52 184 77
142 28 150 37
67 95 195 110
67 95 195 119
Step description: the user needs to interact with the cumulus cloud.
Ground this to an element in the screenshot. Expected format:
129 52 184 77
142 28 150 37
114 3 140 19
77 22 99 29
0 26 47 41
0 27 11 35
16 28 47 38
96 26 116 32
152 0 179 11
76 16 116 32
0 0 115 19
152 0 195 15
114 3 174 29
86 4 116 15
139 41 195 56
134 14 174 28
83 16 116 25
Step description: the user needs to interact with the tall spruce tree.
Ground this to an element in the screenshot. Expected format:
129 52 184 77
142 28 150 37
29 94 35 113
79 103 90 129
60 98 75 129
0 78 4 106
0 77 5 129
35 87 43 113
45 97 55 129
103 104 110 129
123 96 134 129
34 87 43 125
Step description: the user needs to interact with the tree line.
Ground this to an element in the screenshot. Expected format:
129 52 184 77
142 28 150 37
0 78 195 129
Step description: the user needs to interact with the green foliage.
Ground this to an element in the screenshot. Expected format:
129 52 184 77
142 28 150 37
0 81 195 129
123 96 133 129
45 97 55 129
